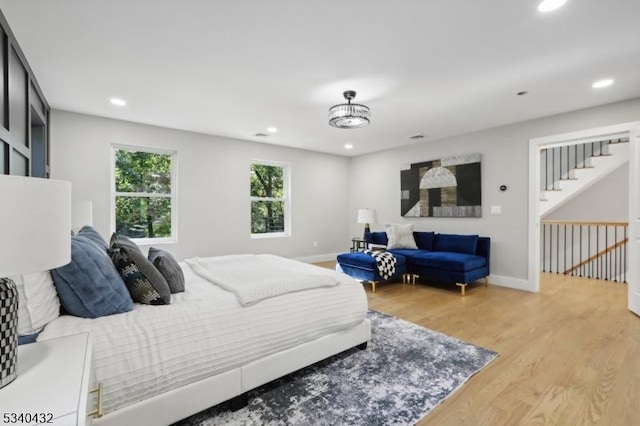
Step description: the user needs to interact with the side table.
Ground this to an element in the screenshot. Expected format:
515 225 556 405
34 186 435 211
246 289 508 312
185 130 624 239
351 237 367 252
0 333 98 426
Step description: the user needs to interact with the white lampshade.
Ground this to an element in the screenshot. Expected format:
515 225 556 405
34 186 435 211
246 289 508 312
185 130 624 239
357 208 377 224
0 176 71 277
71 200 93 235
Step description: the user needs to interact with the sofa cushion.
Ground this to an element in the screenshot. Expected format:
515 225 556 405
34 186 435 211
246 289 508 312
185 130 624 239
387 248 428 264
337 251 407 270
411 251 486 272
413 232 435 251
385 223 418 249
433 233 479 255
365 232 388 246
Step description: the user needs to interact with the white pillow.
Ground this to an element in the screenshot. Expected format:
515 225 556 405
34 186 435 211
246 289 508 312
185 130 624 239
10 271 60 336
385 223 418 249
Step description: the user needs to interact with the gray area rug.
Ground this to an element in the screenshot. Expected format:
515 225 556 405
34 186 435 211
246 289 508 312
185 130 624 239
174 310 497 426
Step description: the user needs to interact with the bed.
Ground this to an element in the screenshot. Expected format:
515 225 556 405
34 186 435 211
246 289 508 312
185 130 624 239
36 254 370 426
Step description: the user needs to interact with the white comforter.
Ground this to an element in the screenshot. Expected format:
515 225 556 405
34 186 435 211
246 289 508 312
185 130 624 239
185 254 339 306
38 258 367 415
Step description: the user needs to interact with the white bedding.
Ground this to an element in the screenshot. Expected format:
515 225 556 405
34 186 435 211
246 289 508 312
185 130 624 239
37 258 367 415
185 254 339 306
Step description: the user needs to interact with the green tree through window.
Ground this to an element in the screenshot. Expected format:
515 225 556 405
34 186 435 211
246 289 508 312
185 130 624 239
114 147 174 239
251 162 289 235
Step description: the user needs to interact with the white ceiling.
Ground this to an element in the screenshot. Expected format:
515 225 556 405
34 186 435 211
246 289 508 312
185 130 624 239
1 1 639 156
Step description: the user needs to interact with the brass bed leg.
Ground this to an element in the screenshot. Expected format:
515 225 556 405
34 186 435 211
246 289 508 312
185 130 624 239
370 281 377 293
484 277 489 287
402 274 407 284
456 283 467 296
412 274 417 285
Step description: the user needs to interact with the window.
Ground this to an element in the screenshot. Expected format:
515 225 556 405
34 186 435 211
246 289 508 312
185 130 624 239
112 146 176 243
250 161 290 237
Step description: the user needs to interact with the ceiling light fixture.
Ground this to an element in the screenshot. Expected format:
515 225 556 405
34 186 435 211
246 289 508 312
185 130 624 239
110 98 127 106
266 126 278 133
538 0 567 12
328 91 371 129
592 79 614 89
344 144 354 149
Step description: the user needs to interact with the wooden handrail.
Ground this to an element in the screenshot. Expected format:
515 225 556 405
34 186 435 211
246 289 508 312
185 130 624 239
564 238 629 274
541 220 628 227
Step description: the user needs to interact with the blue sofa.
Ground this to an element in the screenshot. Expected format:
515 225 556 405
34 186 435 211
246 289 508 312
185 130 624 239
337 231 490 295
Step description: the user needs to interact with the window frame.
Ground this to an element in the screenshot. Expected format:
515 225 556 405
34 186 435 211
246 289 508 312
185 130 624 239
111 144 178 245
250 160 291 239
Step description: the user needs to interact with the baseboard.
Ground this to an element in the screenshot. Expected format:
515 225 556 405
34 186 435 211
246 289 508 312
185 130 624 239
488 274 535 292
294 253 340 264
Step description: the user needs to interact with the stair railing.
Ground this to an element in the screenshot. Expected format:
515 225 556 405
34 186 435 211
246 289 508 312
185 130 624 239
541 220 628 283
540 137 628 192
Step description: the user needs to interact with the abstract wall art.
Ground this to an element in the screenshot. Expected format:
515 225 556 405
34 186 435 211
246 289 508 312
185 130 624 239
401 153 482 218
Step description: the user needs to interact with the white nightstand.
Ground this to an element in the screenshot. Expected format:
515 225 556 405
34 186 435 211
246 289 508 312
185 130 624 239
0 333 98 426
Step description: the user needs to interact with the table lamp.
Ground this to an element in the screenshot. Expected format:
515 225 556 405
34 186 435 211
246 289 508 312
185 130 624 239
0 176 71 389
357 208 377 239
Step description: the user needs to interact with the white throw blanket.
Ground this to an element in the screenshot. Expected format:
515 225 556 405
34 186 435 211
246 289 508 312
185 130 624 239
185 254 340 306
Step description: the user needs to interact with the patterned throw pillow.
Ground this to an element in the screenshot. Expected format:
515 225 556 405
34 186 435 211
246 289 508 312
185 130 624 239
148 248 185 293
110 249 167 305
109 234 171 304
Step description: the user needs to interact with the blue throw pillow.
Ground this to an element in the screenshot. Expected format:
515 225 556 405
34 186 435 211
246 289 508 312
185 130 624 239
413 232 435 250
77 225 108 251
365 232 388 246
51 236 133 318
433 234 479 255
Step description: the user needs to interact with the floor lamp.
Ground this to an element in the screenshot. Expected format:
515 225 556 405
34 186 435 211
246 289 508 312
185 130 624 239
0 176 70 389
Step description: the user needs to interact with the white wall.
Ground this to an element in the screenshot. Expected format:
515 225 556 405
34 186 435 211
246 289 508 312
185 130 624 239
349 98 640 288
545 163 629 222
50 110 350 261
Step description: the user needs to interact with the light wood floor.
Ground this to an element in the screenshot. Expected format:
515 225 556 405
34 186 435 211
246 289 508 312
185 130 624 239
316 262 640 425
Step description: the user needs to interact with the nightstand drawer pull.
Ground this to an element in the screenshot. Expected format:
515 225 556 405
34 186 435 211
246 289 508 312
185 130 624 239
89 383 104 418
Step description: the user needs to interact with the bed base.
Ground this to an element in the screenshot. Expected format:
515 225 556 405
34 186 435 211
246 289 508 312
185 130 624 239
229 393 248 411
94 318 371 426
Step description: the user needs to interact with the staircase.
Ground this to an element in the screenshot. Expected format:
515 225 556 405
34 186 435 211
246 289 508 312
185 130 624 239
540 138 629 217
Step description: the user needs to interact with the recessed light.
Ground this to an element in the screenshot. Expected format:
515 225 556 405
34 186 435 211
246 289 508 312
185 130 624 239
110 98 127 107
344 144 354 149
538 0 568 13
592 79 614 89
517 91 528 96
266 126 278 133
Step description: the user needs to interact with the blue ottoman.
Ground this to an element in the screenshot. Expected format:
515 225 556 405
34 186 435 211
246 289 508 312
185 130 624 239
336 251 407 293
